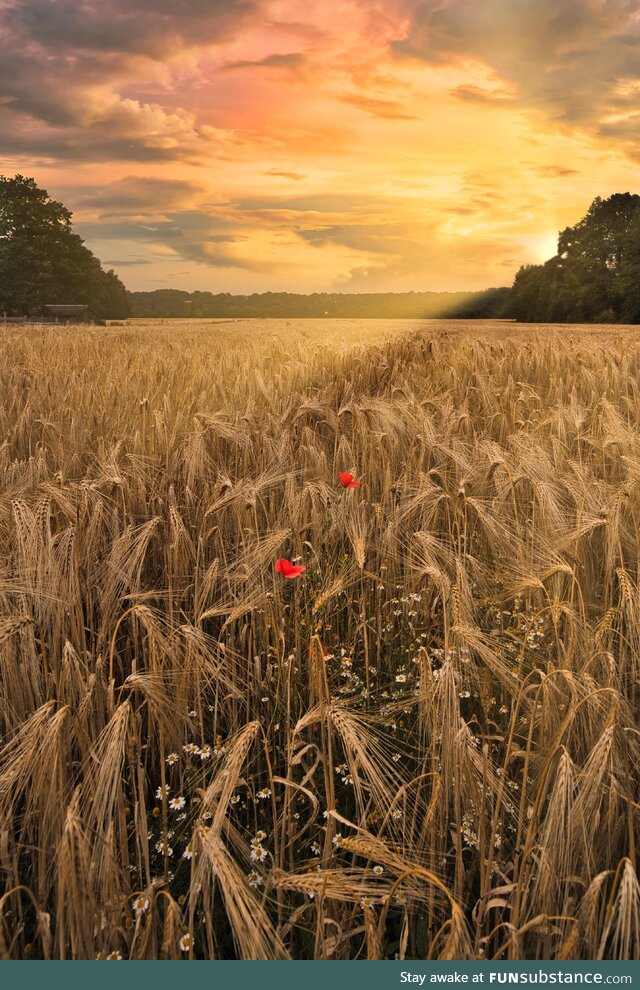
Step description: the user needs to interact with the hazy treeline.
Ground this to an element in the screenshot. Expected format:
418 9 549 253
128 286 510 320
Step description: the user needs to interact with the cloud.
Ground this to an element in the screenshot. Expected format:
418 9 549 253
3 0 258 59
450 85 514 104
340 93 418 120
0 0 258 161
264 169 307 181
535 165 579 178
222 52 308 72
104 257 152 267
62 172 272 274
332 224 517 291
77 203 273 272
395 0 640 152
74 177 206 214
235 192 387 213
0 95 231 163
299 222 414 255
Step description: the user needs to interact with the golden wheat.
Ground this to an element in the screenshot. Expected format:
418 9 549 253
0 316 638 959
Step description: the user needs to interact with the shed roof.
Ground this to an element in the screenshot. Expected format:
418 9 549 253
43 304 96 315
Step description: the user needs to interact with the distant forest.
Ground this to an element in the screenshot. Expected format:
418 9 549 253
128 286 510 320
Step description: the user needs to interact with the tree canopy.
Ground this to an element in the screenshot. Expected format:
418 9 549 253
508 193 640 323
0 175 130 319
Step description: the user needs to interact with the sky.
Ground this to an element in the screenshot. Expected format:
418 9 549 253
1 0 640 293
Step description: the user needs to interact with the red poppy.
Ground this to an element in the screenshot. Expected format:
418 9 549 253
339 471 361 489
307 644 331 658
275 557 305 579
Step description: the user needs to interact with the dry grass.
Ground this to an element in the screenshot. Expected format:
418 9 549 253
0 316 639 960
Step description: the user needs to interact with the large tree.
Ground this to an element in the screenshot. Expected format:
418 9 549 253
0 175 130 318
507 193 640 324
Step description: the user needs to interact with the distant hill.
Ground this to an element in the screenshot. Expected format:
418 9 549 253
127 286 511 320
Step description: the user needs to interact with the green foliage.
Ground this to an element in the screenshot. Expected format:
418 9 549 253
508 193 640 323
0 175 131 319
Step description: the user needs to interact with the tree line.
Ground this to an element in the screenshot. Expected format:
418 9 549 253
3 175 640 324
127 286 510 320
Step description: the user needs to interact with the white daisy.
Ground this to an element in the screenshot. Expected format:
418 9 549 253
133 895 149 915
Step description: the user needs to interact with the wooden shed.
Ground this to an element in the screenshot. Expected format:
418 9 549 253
40 304 99 324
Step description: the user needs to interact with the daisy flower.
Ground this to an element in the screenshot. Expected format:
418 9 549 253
133 895 149 915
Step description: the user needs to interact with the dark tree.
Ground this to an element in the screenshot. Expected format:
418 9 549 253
507 193 640 324
618 212 640 323
0 175 130 319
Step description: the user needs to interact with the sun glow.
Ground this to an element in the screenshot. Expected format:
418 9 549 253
530 233 560 264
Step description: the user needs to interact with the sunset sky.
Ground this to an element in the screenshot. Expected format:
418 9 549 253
2 0 640 293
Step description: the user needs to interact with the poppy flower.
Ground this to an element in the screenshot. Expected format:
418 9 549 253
307 643 331 658
339 471 361 489
275 557 305 579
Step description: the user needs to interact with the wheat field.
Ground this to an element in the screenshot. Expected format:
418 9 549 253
0 317 639 960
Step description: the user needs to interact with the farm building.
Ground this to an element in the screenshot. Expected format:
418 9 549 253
36 304 99 324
